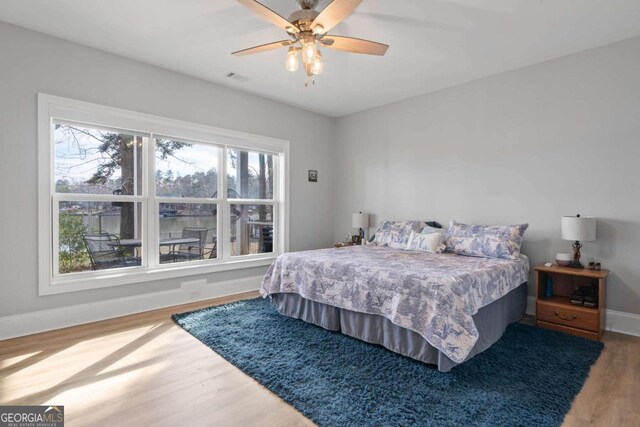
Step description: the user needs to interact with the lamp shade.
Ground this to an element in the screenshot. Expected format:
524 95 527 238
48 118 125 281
352 213 369 229
561 216 596 242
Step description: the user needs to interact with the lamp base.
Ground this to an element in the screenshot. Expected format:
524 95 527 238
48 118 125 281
567 260 585 269
567 240 584 269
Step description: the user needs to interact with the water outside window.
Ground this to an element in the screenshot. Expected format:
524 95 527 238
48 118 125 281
158 203 217 263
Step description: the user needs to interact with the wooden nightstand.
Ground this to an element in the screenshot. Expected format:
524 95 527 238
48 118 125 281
334 242 355 248
534 264 609 340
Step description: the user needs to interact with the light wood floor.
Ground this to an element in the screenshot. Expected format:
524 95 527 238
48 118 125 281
1 292 638 426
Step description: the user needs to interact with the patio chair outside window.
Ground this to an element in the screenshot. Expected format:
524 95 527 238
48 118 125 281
171 227 208 262
83 233 141 270
205 230 217 260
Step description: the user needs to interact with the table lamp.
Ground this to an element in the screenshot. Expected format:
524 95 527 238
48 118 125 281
352 212 369 241
561 214 596 268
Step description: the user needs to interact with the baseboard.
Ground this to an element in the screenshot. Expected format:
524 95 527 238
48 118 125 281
0 275 262 341
605 309 640 338
526 296 640 337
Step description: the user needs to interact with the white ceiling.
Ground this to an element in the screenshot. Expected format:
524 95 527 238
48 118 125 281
1 0 640 117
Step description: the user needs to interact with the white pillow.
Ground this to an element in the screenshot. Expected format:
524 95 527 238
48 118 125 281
421 225 442 235
406 231 446 253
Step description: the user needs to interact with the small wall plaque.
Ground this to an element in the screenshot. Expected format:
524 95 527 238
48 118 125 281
308 170 318 182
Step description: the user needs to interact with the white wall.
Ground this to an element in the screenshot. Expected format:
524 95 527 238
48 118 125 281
0 22 335 317
334 36 640 315
2 19 639 323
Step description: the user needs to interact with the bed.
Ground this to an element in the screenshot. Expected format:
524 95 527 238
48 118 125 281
260 244 529 372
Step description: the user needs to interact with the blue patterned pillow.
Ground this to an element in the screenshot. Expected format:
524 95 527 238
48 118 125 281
371 221 393 246
445 221 528 260
372 220 426 248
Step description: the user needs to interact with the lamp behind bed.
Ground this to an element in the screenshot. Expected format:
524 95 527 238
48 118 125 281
352 212 369 243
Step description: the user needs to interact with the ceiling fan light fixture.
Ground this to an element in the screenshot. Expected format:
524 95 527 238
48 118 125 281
312 24 326 35
234 0 389 85
285 46 299 72
301 40 317 64
310 50 323 75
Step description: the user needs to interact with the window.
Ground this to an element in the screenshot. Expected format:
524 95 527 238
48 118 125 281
54 124 146 275
155 139 219 264
226 149 276 257
38 94 289 295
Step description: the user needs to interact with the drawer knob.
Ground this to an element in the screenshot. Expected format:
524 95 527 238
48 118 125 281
555 311 577 321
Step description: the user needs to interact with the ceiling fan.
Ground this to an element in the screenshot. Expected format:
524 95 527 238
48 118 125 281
232 0 389 85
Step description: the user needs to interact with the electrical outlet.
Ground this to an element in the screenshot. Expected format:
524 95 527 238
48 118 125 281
181 279 206 299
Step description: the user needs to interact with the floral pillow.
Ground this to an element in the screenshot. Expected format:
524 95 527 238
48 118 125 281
372 220 426 248
406 230 446 253
445 221 528 260
371 221 393 246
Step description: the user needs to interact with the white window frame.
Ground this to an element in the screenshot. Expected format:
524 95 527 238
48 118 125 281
38 93 289 295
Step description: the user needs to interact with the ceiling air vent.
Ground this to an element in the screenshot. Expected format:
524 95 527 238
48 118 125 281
225 72 249 83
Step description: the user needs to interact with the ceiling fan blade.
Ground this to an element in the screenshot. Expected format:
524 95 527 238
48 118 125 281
232 40 294 56
321 36 389 55
236 0 299 34
311 0 363 34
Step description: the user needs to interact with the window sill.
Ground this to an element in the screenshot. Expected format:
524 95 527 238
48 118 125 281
40 255 277 296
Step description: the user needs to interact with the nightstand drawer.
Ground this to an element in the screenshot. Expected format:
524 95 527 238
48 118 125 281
537 301 599 332
536 321 599 340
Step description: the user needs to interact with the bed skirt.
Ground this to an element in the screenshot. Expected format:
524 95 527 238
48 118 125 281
268 282 528 372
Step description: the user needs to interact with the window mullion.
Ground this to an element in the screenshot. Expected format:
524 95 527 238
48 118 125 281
147 135 158 269
51 195 60 278
54 194 144 203
155 196 221 204
273 154 280 255
227 199 275 205
221 146 230 260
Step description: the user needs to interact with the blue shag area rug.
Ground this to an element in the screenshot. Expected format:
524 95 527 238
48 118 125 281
172 298 603 427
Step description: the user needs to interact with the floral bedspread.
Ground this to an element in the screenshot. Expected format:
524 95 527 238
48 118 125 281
260 245 529 363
